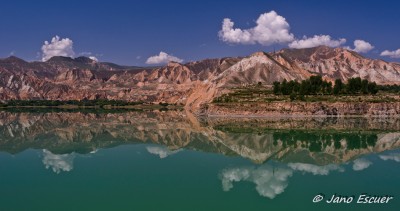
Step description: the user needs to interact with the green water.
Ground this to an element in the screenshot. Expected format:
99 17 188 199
0 111 399 210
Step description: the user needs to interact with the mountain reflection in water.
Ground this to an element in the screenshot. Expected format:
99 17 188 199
0 110 399 199
1 110 399 164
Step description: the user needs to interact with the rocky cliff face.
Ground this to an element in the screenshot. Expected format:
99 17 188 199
279 46 400 83
1 46 400 111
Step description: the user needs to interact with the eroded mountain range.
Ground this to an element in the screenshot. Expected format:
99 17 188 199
1 46 400 112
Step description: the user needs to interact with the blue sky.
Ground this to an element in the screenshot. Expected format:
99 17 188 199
1 0 399 65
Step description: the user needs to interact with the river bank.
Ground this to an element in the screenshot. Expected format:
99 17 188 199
200 102 400 117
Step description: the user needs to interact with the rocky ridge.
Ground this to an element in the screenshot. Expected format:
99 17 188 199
1 46 400 112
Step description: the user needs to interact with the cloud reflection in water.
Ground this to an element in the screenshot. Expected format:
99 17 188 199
220 164 293 199
220 162 348 199
288 163 344 175
42 149 75 174
146 146 182 159
352 158 372 171
379 153 400 162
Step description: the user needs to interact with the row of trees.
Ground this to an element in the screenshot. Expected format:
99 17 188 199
377 84 400 93
273 76 378 96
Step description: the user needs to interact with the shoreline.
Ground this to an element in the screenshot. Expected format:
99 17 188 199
0 105 183 110
204 114 400 118
2 101 400 118
200 101 400 117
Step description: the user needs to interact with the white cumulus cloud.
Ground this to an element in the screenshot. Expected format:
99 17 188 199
352 158 372 171
289 35 346 49
146 52 183 65
78 52 99 62
41 36 75 62
218 11 294 46
380 49 400 58
89 56 98 62
288 163 344 175
352 40 374 53
379 153 400 162
146 146 182 159
42 149 75 174
220 164 293 199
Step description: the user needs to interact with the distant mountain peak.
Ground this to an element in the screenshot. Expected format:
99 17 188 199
46 56 75 63
167 61 182 67
250 51 269 57
277 45 365 63
74 56 96 63
45 56 99 64
6 55 21 60
1 55 27 63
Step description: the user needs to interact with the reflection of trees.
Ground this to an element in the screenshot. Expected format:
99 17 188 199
272 131 378 152
214 124 380 152
210 117 400 132
212 122 391 164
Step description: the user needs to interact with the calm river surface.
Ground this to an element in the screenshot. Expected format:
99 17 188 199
0 110 399 210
